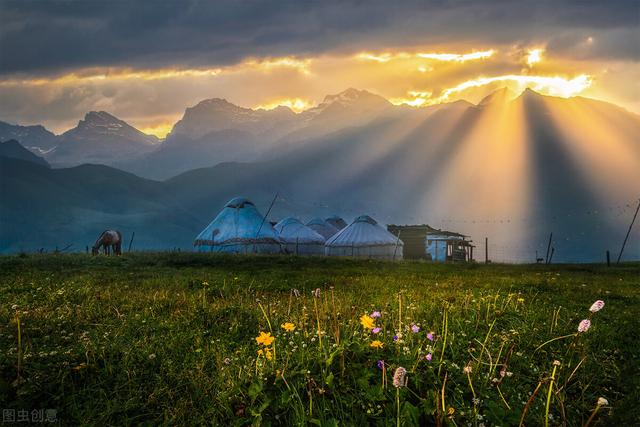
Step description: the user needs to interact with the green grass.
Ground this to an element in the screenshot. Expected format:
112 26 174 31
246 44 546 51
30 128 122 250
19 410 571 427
1 254 639 426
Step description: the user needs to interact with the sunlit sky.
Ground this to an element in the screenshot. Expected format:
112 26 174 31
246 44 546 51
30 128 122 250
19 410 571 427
0 1 638 137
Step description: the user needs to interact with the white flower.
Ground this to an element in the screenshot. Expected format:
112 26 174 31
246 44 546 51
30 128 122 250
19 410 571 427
597 397 608 406
589 300 605 313
578 319 591 333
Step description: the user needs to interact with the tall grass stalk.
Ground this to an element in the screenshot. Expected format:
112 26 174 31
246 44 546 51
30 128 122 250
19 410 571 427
545 362 559 427
437 309 448 378
15 310 22 381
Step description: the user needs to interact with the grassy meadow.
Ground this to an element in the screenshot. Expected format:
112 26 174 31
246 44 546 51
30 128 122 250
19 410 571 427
1 254 639 426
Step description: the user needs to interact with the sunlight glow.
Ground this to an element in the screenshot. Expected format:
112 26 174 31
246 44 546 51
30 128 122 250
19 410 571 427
526 48 544 66
389 74 592 107
357 50 495 63
138 123 174 139
440 74 592 101
255 98 314 112
0 56 312 87
242 57 312 74
416 50 495 62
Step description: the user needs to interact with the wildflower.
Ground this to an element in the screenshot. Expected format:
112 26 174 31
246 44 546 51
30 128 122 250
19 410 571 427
264 347 273 360
148 354 156 360
447 407 455 415
589 300 605 313
313 288 321 298
517 298 525 303
427 332 434 341
292 289 300 297
255 331 275 346
281 322 296 332
370 340 383 349
223 357 231 365
553 360 561 366
393 367 407 388
393 334 399 341
371 311 381 318
411 324 420 333
472 397 480 405
463 365 472 374
11 304 18 310
597 397 608 406
377 360 384 370
360 314 375 330
372 327 382 334
577 319 591 333
425 353 433 361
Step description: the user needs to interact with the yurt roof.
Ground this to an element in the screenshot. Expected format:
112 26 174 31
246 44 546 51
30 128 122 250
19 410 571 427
275 217 325 244
325 215 348 229
194 196 280 246
325 214 404 247
306 217 339 239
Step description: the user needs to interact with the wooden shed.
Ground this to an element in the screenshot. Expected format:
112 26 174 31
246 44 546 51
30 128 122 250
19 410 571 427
387 224 474 262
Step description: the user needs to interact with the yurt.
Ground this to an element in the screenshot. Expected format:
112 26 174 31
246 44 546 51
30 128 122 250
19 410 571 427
306 217 339 240
325 215 404 260
194 197 282 253
325 215 348 230
274 217 326 255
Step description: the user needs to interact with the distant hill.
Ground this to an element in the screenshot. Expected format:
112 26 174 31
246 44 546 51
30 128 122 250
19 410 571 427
48 111 160 167
0 157 201 253
0 139 49 167
0 121 58 153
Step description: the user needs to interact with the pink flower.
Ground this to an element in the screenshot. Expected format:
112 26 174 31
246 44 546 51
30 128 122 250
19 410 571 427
425 353 432 361
371 311 381 318
578 319 591 333
427 332 434 341
372 327 381 334
589 300 605 313
393 367 407 388
411 324 420 333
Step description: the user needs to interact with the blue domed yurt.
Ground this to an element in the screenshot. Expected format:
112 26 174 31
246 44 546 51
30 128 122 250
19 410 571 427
325 215 348 230
325 215 404 260
194 197 281 254
274 217 326 255
306 217 339 240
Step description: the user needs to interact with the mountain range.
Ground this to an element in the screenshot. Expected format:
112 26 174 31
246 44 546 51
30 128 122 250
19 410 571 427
1 88 639 261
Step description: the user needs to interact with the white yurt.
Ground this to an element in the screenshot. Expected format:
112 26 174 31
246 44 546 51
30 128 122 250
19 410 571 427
306 217 339 240
325 215 404 260
194 197 282 254
325 215 348 230
274 217 326 255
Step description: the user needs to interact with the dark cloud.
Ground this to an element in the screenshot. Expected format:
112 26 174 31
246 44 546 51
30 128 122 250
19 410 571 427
0 0 638 76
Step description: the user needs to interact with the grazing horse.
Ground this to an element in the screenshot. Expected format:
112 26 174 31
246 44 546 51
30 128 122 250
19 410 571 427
92 230 122 255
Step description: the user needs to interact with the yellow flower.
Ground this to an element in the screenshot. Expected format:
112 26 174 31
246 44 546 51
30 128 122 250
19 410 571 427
255 331 275 346
265 347 273 360
447 407 455 415
360 314 375 330
517 298 525 303
257 349 264 356
281 322 296 332
370 340 383 349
